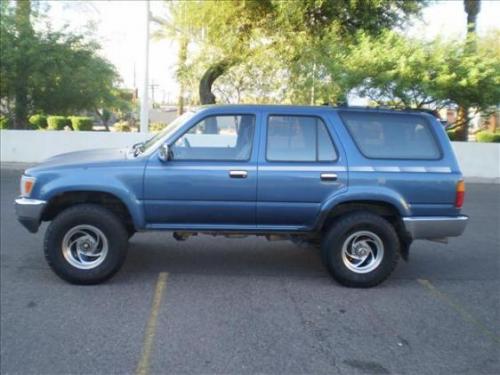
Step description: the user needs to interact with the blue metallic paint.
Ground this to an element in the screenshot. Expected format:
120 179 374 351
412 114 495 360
256 108 348 227
21 105 465 234
143 109 262 226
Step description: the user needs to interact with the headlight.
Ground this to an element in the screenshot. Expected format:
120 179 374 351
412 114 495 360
20 175 36 197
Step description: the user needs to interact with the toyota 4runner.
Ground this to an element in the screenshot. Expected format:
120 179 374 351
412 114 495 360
15 105 468 287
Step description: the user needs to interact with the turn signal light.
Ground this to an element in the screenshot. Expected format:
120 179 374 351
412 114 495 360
455 180 465 208
20 176 36 197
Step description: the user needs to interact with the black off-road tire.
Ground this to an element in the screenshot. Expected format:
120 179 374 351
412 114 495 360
44 204 128 284
321 211 400 288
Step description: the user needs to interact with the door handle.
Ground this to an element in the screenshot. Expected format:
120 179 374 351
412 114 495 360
229 170 248 179
320 173 338 181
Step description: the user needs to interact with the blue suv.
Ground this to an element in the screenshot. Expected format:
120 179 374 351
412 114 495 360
15 105 468 287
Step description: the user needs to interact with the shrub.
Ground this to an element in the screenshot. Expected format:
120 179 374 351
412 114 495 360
47 116 70 130
113 121 132 132
149 122 167 133
0 116 10 129
446 128 460 141
149 122 168 133
476 131 500 143
70 116 94 131
28 114 48 129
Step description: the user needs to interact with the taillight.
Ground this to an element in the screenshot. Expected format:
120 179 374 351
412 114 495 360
455 180 465 208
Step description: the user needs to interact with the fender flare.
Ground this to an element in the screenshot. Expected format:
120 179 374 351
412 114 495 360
313 186 410 231
40 179 145 229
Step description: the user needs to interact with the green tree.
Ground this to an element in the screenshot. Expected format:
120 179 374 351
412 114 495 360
152 1 191 114
14 0 34 128
339 30 500 119
94 88 135 131
0 1 123 129
162 0 426 106
339 32 448 108
29 35 120 116
454 0 482 140
0 1 17 119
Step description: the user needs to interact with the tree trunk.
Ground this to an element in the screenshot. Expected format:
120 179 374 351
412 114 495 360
95 108 110 132
456 106 468 141
464 0 481 35
177 37 188 115
461 1 481 140
199 59 235 105
14 0 33 129
102 119 110 132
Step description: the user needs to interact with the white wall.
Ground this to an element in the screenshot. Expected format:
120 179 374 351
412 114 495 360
1 130 148 163
1 130 499 181
451 142 500 181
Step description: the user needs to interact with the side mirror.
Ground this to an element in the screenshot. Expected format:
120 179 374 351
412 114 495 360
158 144 172 162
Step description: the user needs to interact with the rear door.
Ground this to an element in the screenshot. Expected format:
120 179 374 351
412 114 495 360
257 110 347 229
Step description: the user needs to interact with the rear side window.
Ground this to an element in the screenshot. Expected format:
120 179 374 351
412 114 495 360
267 115 337 162
340 112 440 160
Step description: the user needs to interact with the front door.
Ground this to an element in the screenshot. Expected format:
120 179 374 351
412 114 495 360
257 112 347 229
144 113 259 228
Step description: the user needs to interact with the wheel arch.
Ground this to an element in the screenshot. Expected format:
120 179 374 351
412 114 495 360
41 190 142 231
316 196 412 260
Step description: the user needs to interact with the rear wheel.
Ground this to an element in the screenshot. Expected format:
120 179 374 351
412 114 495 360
44 204 128 284
321 212 399 288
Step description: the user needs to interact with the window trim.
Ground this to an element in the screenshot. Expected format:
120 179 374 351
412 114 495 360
265 114 339 163
338 111 443 161
168 113 256 162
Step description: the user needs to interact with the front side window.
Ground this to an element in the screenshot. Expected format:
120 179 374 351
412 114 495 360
340 112 440 159
266 115 337 162
171 115 255 161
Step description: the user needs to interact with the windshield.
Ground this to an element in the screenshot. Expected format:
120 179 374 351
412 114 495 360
135 110 196 156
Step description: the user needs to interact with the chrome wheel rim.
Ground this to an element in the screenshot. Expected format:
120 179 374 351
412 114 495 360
62 225 108 270
341 230 384 274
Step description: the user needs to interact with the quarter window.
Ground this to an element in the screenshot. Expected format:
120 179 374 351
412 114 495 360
340 112 440 159
266 115 337 162
172 115 255 161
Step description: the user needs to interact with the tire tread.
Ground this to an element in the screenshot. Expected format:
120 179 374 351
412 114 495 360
321 211 400 288
44 204 128 284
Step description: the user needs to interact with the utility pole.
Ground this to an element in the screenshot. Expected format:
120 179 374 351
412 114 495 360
133 63 136 88
140 0 150 133
150 82 160 108
310 62 316 105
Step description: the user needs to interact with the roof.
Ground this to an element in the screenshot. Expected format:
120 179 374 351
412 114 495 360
195 104 437 117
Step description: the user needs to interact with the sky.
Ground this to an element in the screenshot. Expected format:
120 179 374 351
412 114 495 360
46 0 500 104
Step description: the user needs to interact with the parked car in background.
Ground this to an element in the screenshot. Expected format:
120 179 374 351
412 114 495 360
15 105 468 287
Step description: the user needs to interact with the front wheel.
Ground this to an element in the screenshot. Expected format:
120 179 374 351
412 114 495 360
44 204 128 284
321 212 400 288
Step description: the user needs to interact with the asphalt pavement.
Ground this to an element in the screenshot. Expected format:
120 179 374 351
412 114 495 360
1 166 499 375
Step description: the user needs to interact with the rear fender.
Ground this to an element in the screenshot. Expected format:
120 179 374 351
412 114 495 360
313 186 410 231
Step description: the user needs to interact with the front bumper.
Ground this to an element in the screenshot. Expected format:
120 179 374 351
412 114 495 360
403 216 468 240
15 198 47 233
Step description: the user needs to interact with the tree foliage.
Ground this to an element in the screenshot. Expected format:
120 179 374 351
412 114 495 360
0 1 124 129
159 0 426 105
341 30 500 114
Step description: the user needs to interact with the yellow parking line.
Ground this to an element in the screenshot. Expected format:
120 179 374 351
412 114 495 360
136 272 168 375
417 278 499 344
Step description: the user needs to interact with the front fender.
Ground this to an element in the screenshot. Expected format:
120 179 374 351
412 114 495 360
313 185 411 230
36 169 145 229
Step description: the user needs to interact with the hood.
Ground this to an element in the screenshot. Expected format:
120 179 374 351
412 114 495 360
26 148 129 174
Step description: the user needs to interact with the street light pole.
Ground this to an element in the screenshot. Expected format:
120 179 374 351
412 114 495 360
140 0 150 133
